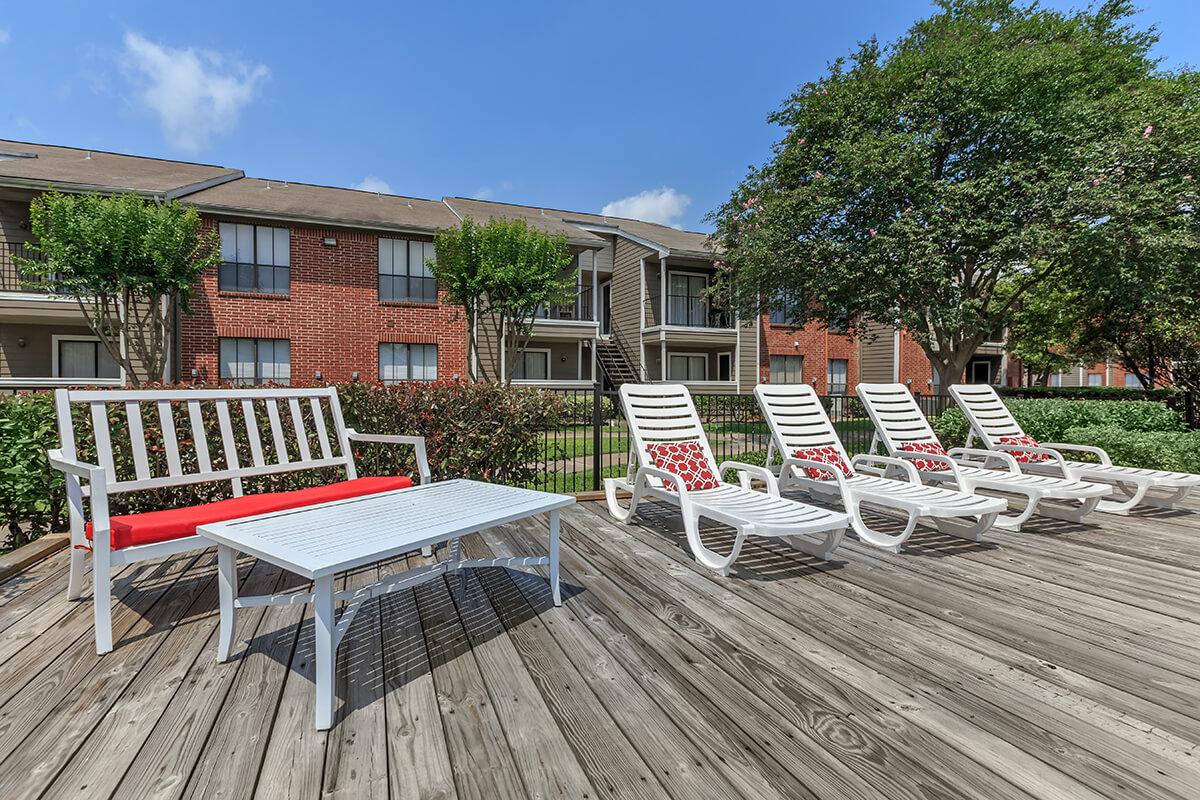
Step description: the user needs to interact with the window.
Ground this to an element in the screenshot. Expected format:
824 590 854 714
219 223 290 294
1125 373 1143 388
828 359 849 394
379 343 438 383
770 355 803 384
717 352 732 382
54 337 120 380
769 295 794 325
1088 373 1103 387
1050 372 1062 387
667 272 707 326
668 354 707 381
219 338 290 385
379 238 437 303
828 309 850 334
512 349 550 381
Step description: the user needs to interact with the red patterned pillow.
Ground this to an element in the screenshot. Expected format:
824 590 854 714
898 441 952 472
998 434 1052 463
791 446 853 481
645 441 721 492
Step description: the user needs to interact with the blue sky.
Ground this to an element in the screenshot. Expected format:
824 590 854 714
2 1 1197 230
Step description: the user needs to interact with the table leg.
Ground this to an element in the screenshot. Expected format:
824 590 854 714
549 509 562 606
448 537 467 596
216 545 238 661
313 575 336 730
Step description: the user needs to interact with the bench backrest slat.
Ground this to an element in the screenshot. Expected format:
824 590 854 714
56 387 353 498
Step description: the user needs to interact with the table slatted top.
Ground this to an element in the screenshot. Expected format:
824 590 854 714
196 479 574 578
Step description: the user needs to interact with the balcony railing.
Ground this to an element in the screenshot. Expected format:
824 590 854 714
666 295 733 329
0 241 58 294
536 286 594 322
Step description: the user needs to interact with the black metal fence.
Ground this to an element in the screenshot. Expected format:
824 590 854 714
525 386 957 494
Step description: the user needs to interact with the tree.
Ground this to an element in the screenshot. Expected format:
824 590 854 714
709 0 1168 388
1001 279 1082 386
18 192 219 386
432 217 576 384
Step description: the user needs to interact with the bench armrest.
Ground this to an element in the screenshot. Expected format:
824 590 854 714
345 430 431 485
718 461 780 495
47 449 111 549
851 453 920 483
47 449 105 480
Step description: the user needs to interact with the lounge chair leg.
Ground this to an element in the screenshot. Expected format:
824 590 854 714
1097 481 1151 515
67 547 86 600
992 492 1041 531
604 478 639 525
847 499 916 553
932 512 997 543
1138 486 1194 510
682 507 743 574
1038 495 1102 523
93 547 113 655
783 526 847 561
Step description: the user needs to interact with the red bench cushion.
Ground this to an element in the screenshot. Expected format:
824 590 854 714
645 441 721 492
86 476 413 550
791 446 853 481
898 441 952 472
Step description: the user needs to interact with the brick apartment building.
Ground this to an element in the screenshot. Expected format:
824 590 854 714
1 139 1124 395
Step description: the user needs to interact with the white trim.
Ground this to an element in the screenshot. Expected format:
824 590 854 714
717 351 733 383
512 347 551 382
569 221 669 256
0 376 124 389
51 334 125 383
892 329 901 382
638 257 647 380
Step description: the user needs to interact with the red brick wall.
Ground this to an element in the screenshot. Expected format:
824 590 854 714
180 218 467 385
758 316 859 394
896 330 935 392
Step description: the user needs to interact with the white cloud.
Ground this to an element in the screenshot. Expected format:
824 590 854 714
352 175 391 194
601 187 692 227
472 180 512 201
0 28 10 46
120 32 269 152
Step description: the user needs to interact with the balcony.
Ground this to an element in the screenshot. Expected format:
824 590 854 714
645 293 737 346
0 240 57 295
531 286 598 339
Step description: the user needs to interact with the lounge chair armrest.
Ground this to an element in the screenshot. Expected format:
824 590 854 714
632 464 691 498
851 454 920 483
345 429 430 485
992 442 1073 470
781 457 850 490
892 450 966 482
718 461 780 495
947 447 1020 474
1039 442 1111 466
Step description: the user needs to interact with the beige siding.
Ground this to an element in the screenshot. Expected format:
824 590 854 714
738 316 759 391
0 199 32 244
858 322 896 384
610 235 653 376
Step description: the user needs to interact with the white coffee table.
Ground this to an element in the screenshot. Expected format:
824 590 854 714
197 479 574 729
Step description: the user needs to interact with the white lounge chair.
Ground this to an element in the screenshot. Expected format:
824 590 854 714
605 384 849 574
755 384 1007 551
857 383 1111 528
948 383 1200 514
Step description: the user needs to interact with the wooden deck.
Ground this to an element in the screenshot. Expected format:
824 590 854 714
2 496 1199 799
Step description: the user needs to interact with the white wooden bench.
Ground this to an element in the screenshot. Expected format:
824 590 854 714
47 387 429 654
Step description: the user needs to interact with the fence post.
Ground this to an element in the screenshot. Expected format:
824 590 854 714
592 382 603 492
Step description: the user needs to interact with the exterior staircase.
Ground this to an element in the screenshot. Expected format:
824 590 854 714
595 337 640 388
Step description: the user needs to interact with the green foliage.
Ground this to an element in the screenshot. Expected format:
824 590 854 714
1059 426 1200 473
0 382 562 551
432 218 576 383
559 393 616 426
19 192 220 385
997 385 1180 402
709 0 1176 387
935 398 1183 447
0 393 65 549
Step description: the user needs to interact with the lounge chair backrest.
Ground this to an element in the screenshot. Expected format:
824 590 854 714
946 384 1024 447
754 383 852 467
856 383 940 455
54 386 357 499
619 384 721 483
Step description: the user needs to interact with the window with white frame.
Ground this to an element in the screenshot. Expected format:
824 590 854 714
1125 373 1142 388
219 338 290 385
55 336 120 380
379 238 437 303
1050 372 1062 387
512 349 550 381
379 342 438 382
770 355 803 384
1088 373 1103 386
828 359 849 394
668 353 707 381
219 223 290 294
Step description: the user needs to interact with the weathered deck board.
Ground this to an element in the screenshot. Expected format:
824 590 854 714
0 497 1198 799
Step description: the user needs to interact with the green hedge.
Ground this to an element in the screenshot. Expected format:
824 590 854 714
935 398 1184 448
997 385 1179 402
1059 426 1200 474
0 381 563 551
